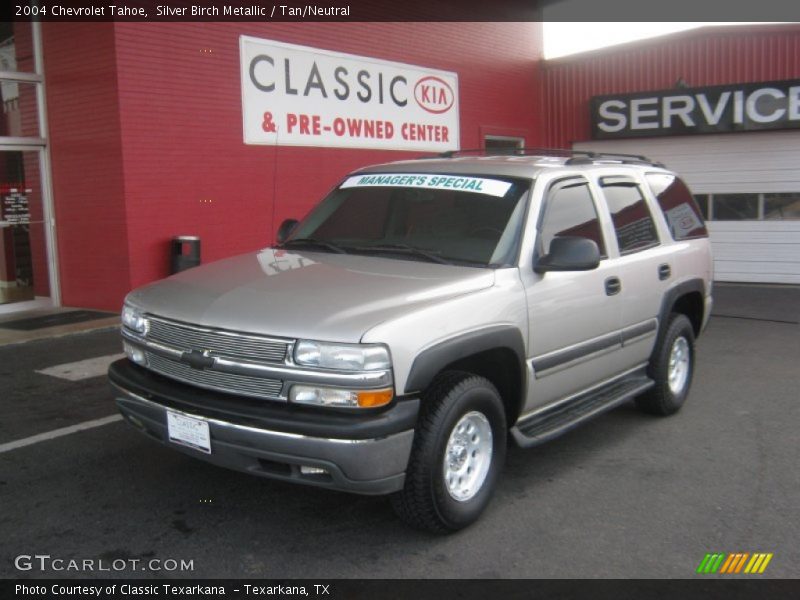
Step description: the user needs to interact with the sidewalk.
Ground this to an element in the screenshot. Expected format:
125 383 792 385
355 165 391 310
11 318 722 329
0 307 119 346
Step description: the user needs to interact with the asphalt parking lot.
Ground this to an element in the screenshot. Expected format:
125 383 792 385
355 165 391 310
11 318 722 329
1 284 798 579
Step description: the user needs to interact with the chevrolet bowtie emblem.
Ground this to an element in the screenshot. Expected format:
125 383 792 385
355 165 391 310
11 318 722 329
180 349 215 370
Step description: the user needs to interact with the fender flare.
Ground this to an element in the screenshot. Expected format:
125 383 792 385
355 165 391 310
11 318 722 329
652 278 706 360
403 326 526 396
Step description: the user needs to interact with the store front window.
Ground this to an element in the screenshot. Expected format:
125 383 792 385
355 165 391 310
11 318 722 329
1 81 41 138
0 22 57 311
0 150 49 304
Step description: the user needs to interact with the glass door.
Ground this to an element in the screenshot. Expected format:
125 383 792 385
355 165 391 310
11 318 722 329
0 149 49 305
0 21 58 311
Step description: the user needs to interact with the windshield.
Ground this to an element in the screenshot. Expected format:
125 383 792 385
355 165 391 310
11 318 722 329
283 173 531 267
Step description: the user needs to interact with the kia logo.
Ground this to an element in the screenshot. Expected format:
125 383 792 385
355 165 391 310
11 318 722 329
414 76 454 114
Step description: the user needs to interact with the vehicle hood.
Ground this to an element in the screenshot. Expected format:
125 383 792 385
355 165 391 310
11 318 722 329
126 248 495 342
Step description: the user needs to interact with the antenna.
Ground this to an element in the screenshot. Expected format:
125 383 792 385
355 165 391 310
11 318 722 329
271 125 279 243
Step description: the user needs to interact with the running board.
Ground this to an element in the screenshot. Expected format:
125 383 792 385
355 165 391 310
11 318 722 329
511 375 655 448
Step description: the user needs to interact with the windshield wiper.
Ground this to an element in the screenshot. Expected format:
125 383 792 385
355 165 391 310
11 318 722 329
351 243 453 265
279 238 349 254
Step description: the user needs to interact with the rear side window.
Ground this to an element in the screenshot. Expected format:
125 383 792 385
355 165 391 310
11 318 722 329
600 178 660 254
539 178 606 256
646 173 709 240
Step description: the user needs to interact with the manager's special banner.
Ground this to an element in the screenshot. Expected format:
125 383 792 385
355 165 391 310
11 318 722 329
240 36 460 151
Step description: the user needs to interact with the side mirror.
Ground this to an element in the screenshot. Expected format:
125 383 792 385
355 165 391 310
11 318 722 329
276 218 299 244
534 236 600 273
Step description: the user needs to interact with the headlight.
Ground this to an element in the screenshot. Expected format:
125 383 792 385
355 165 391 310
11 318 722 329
293 340 391 371
121 304 148 334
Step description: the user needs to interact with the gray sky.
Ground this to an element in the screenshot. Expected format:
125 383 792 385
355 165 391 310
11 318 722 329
543 22 767 59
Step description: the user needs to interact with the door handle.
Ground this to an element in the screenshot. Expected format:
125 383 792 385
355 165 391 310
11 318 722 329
605 276 621 296
658 263 671 280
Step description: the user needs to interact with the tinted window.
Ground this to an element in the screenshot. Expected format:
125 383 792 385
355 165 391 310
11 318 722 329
601 179 659 253
289 175 531 267
540 179 605 256
312 188 391 240
646 173 709 239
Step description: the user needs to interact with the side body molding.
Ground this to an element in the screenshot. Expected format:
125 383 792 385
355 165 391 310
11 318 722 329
404 326 526 395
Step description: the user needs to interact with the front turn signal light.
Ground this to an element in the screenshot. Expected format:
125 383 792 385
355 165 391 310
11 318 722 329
356 388 394 408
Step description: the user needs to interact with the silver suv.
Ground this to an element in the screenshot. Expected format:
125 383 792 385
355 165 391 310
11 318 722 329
109 151 713 532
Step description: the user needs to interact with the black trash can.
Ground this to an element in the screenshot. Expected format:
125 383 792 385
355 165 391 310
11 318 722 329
170 236 201 274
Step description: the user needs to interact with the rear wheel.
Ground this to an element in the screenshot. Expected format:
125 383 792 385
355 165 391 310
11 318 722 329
637 313 695 415
390 372 506 533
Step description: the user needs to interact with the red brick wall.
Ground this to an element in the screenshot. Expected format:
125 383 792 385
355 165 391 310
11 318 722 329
42 23 131 309
114 22 544 293
542 24 800 148
43 22 543 310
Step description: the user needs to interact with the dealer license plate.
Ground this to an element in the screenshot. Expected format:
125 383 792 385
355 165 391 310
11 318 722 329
167 411 211 454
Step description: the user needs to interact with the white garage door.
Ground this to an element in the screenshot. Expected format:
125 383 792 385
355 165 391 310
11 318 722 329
574 131 800 284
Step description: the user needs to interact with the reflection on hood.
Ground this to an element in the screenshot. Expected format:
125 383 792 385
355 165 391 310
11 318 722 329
126 248 495 342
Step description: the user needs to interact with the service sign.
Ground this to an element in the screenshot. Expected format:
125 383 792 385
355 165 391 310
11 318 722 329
591 79 800 139
240 36 460 152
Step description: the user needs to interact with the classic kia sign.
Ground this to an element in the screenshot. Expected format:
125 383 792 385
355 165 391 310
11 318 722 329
240 36 459 151
591 79 800 139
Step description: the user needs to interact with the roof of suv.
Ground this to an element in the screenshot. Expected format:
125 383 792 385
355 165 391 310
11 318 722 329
355 151 668 180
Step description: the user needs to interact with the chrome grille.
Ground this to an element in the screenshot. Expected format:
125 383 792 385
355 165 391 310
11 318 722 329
146 353 284 400
146 318 289 363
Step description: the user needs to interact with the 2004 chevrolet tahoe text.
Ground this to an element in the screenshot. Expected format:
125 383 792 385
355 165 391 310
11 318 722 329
109 151 713 532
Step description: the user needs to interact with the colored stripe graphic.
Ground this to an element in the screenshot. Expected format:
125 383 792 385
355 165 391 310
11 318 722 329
720 553 738 574
758 553 773 573
736 552 750 574
744 554 761 573
698 552 773 574
722 553 740 574
718 554 735 574
733 553 749 573
696 554 713 573
698 553 726 574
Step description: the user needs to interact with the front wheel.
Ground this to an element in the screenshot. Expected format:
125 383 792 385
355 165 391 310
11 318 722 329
390 372 507 533
636 313 696 416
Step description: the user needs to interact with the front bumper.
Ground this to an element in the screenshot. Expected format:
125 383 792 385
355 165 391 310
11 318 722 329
109 359 418 495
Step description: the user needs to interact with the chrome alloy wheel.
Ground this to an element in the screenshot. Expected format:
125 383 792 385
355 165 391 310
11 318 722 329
667 336 690 395
443 411 493 502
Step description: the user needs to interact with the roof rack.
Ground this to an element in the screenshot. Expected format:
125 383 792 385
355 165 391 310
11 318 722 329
563 151 664 168
435 147 663 167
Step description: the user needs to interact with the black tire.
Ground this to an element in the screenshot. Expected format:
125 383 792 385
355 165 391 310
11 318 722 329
390 371 507 533
636 313 696 416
